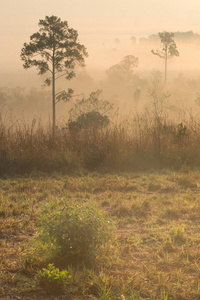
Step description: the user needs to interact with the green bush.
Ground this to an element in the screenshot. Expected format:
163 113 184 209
39 201 113 266
36 263 71 294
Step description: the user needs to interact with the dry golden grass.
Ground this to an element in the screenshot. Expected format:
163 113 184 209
1 171 200 299
1 113 200 176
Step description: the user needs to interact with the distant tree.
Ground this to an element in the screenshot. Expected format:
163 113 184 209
106 55 139 84
173 31 200 44
130 36 137 46
151 31 179 84
114 38 120 45
148 71 171 119
21 15 88 132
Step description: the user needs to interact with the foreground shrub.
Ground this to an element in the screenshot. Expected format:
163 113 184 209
38 201 113 267
36 263 71 294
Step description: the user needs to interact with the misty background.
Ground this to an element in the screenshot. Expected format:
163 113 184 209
1 0 200 124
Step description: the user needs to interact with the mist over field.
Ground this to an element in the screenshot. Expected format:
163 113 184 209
1 30 200 124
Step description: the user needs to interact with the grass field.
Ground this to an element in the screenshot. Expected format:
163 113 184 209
1 170 200 299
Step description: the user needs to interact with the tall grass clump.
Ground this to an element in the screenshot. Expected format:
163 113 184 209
0 119 81 175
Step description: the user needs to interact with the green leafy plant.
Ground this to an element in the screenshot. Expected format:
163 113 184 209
39 202 113 266
36 263 71 294
170 225 185 243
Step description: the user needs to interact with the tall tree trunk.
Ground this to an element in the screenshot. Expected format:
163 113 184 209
52 49 56 135
164 46 167 84
165 57 167 84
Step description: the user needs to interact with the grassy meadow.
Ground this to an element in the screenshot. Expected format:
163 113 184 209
1 105 200 299
1 170 200 299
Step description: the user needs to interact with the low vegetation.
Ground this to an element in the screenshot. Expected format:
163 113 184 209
1 108 200 176
36 263 71 295
1 171 200 299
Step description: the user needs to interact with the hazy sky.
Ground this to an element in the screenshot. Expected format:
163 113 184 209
1 0 200 81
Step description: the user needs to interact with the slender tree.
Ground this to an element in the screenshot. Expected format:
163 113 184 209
21 15 88 132
151 32 179 84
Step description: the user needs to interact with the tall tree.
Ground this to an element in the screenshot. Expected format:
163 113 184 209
21 15 88 131
106 55 139 84
151 32 179 84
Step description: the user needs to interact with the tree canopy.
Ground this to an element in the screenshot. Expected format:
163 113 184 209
106 55 139 84
151 32 179 60
151 32 179 83
21 15 88 130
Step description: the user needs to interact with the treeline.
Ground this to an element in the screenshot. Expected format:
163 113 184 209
138 31 200 45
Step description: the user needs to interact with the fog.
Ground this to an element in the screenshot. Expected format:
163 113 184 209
1 30 200 125
2 0 200 126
